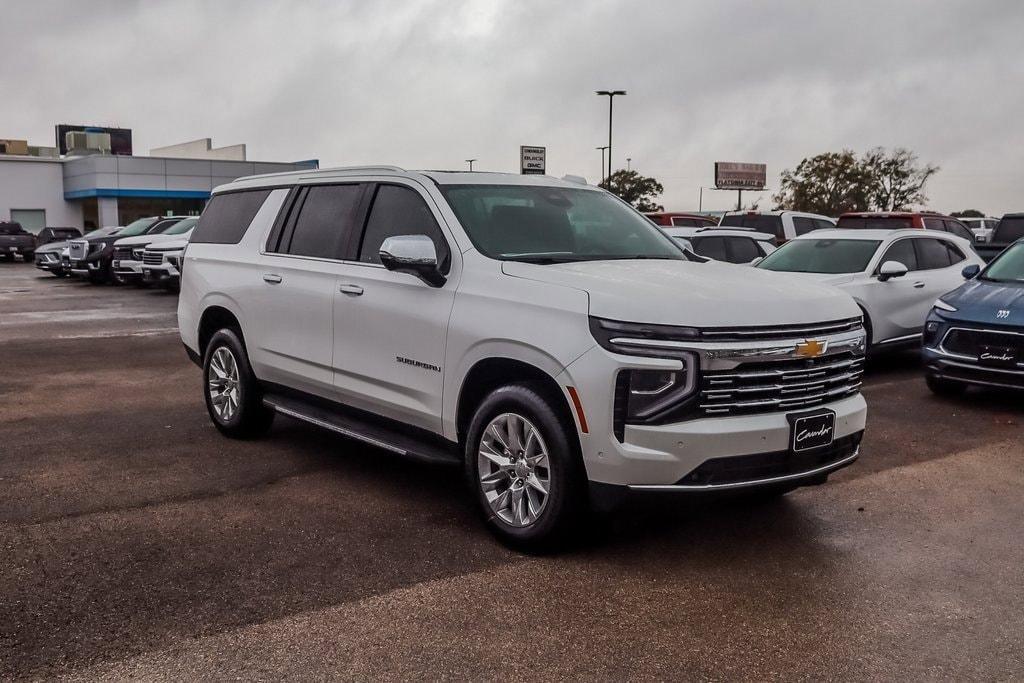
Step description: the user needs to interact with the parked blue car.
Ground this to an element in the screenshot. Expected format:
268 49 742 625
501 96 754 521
922 239 1024 394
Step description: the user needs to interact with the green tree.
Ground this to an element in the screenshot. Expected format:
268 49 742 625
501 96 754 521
774 147 940 215
862 147 939 211
599 169 664 212
951 209 985 218
772 150 872 216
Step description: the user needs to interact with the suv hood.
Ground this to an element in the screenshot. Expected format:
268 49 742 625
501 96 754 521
502 259 860 327
114 233 179 247
148 236 190 251
941 278 1024 326
36 240 70 254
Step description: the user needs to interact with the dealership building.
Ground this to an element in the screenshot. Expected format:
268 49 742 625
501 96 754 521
0 126 316 232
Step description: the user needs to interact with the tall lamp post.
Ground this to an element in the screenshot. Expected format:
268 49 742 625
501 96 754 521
595 90 626 180
595 146 608 184
465 159 477 171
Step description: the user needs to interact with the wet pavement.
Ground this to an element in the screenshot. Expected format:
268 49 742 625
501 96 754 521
1 262 1022 680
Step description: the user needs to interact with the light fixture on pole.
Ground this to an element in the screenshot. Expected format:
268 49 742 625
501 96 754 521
626 157 632 172
595 146 608 184
595 90 626 180
465 159 477 172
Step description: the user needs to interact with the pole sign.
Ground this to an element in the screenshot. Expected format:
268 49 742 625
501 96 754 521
714 162 766 190
520 146 546 175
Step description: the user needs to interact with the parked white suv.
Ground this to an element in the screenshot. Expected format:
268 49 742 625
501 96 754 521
178 166 868 548
719 210 835 244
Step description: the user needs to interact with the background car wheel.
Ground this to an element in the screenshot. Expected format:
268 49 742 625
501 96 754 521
1 254 13 262
22 252 34 263
464 383 585 551
53 272 67 278
202 328 275 438
926 374 966 397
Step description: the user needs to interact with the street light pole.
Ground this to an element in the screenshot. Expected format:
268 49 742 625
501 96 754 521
626 157 632 172
465 159 477 172
595 146 608 184
596 90 626 180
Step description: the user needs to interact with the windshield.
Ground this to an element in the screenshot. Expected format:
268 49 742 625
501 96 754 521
994 217 1024 243
439 184 684 263
981 242 1024 282
117 217 159 237
836 216 914 229
164 217 198 235
757 238 881 274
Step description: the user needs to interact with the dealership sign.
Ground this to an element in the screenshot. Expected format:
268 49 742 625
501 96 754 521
520 146 546 175
714 162 766 190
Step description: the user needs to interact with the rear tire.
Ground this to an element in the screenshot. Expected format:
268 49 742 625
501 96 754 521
202 328 275 438
465 383 585 551
22 252 34 263
926 373 966 397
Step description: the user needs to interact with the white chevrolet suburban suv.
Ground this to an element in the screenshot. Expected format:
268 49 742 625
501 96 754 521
179 166 868 548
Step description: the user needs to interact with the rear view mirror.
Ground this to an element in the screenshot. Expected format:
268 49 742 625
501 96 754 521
961 263 981 279
379 235 446 287
878 260 908 282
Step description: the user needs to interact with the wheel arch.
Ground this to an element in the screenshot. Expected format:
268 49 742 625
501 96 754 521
198 305 245 355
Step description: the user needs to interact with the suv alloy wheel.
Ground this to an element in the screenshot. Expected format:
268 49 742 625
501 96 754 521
465 384 584 549
202 328 275 438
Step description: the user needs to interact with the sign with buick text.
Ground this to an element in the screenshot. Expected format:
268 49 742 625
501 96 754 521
520 146 546 175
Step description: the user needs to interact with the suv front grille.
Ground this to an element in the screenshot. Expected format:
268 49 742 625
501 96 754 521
699 352 864 417
700 317 862 343
942 327 1024 360
68 240 88 260
142 252 164 265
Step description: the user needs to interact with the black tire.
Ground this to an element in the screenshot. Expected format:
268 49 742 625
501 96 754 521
1 253 13 262
464 383 586 551
926 373 967 397
22 252 34 263
202 328 275 438
54 271 67 278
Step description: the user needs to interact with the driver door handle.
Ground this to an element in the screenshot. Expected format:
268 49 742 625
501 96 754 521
339 284 364 296
263 273 283 284
913 281 925 288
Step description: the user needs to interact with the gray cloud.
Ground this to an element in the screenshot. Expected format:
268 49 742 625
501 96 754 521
4 0 1023 213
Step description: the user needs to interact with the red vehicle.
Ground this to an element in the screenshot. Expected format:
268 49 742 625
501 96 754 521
645 212 718 228
836 211 976 242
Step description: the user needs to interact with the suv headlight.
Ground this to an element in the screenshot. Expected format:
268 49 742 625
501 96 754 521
589 317 700 358
933 298 957 312
617 363 697 422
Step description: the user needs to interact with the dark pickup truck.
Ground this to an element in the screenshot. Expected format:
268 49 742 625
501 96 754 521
975 214 1024 262
0 222 36 262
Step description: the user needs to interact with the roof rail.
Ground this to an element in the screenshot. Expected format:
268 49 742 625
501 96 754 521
233 164 407 183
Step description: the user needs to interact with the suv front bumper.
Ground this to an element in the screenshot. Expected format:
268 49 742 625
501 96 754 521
561 327 869 489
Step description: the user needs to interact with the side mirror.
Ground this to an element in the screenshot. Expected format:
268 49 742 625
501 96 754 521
877 260 908 282
379 235 445 287
961 263 981 279
751 256 764 266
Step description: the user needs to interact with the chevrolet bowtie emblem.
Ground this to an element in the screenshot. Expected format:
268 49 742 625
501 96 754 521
795 339 827 358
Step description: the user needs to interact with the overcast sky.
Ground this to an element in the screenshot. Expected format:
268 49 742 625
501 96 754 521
4 0 1023 213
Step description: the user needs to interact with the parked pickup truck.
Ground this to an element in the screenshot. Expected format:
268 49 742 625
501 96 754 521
974 214 1024 262
0 222 36 262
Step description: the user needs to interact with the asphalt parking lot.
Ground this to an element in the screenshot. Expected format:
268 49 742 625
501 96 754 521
2 262 1023 680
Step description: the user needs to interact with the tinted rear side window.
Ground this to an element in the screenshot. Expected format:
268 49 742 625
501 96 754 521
792 217 818 236
719 214 783 239
729 237 761 263
943 220 974 242
191 190 272 244
285 184 363 258
358 185 450 270
915 238 954 269
692 236 728 261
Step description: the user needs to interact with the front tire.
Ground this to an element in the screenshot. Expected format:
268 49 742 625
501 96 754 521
203 328 275 438
926 373 966 397
465 384 585 550
22 252 34 263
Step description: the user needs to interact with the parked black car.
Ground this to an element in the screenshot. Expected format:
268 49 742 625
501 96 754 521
36 227 120 277
0 222 36 262
975 214 1024 262
67 217 183 283
36 227 82 246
